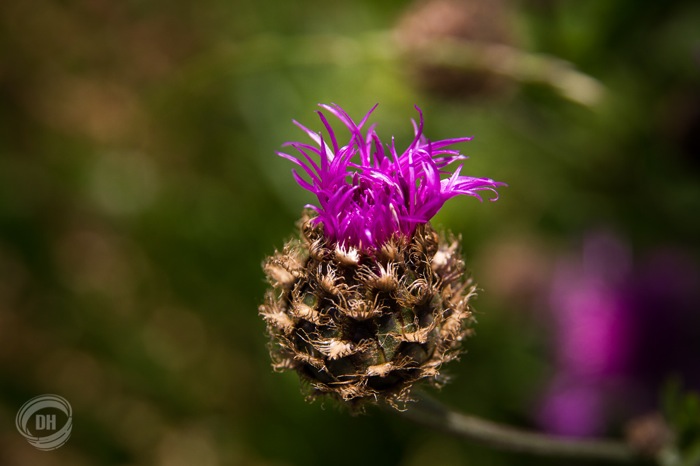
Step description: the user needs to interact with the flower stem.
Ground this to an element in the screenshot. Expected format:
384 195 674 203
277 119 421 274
395 391 640 463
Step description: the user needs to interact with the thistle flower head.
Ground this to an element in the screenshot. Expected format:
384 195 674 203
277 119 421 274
261 104 504 409
279 104 504 250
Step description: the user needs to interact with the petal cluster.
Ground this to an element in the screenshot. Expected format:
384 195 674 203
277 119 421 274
279 104 503 250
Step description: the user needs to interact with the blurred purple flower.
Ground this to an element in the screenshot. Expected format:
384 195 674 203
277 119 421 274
539 232 633 436
538 231 700 437
279 104 504 250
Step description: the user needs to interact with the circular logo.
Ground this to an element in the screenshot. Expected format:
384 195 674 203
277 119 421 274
15 394 72 451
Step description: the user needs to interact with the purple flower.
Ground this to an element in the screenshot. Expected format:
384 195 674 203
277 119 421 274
538 232 635 436
279 104 504 250
537 231 700 437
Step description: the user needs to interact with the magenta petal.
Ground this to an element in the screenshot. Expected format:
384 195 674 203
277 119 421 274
278 104 504 250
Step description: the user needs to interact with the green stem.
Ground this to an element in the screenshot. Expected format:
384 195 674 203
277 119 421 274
174 31 605 107
395 391 640 463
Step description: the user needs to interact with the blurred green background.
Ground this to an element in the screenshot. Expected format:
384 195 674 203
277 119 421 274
1 0 699 465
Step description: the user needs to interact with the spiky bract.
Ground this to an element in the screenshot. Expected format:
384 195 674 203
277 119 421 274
260 212 475 409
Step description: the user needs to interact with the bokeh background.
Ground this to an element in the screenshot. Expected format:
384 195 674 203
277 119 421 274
1 0 699 465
